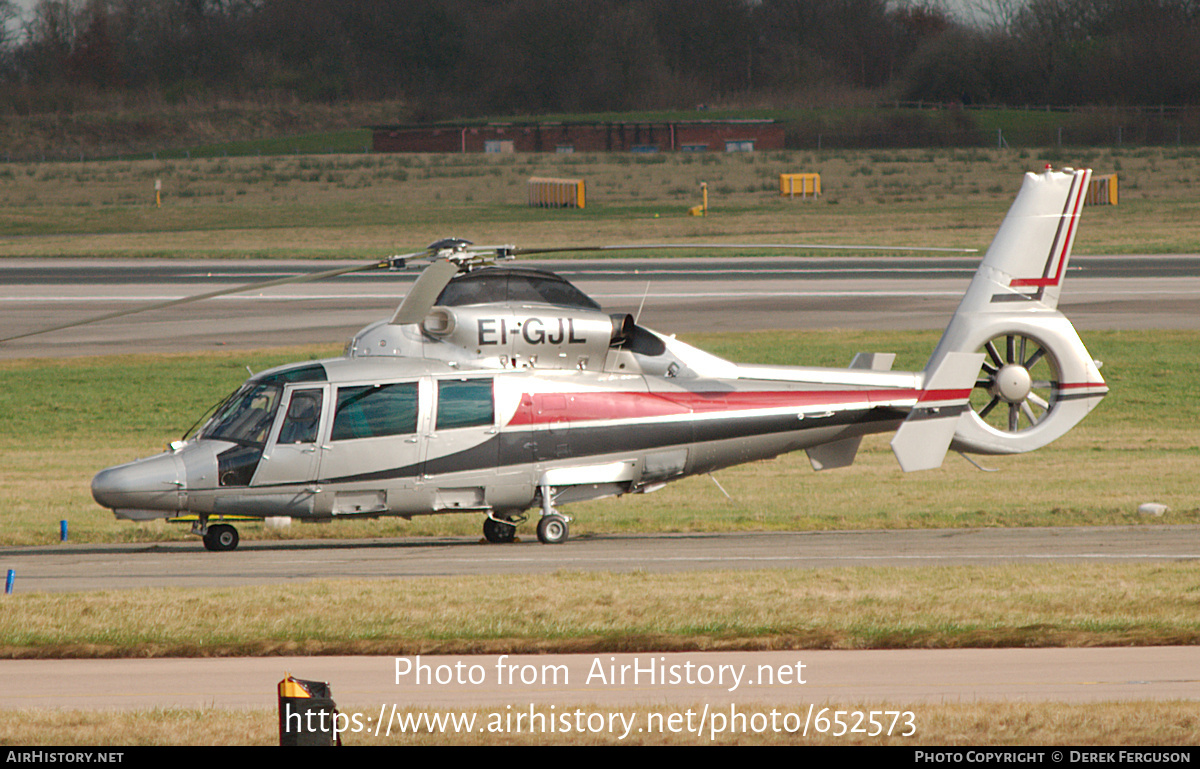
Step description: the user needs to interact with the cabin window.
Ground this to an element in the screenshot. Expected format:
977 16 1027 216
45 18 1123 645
436 378 494 430
332 382 418 441
277 388 323 444
258 363 327 384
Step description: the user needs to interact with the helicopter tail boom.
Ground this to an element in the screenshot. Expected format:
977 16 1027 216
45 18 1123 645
925 167 1108 456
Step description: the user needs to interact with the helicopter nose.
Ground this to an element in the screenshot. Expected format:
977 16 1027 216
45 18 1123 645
92 452 186 513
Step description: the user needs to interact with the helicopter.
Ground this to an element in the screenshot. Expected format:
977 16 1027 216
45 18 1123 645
51 167 1105 551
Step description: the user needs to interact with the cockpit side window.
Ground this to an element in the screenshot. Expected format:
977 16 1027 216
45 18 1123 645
436 378 494 430
277 388 323 444
331 382 418 441
201 383 282 447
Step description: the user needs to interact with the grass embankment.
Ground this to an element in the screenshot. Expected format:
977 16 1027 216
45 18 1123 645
4 701 1198 745
1 147 1198 255
1 564 1197 658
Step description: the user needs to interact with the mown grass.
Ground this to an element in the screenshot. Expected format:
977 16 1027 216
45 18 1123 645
1 329 1196 547
1 147 1199 256
2 564 1197 658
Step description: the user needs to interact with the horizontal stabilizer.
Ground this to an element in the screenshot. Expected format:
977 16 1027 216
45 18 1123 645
891 352 982 472
806 437 863 471
848 352 896 371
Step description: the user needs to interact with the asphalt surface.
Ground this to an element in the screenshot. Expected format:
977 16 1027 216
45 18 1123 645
3 254 1200 358
2 527 1196 592
6 648 1197 712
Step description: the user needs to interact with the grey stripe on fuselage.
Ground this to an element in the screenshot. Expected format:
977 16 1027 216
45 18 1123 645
313 405 908 486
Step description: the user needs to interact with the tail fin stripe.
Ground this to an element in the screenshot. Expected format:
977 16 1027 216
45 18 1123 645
1010 169 1089 289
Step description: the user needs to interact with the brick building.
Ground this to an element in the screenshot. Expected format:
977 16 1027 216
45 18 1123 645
371 120 784 153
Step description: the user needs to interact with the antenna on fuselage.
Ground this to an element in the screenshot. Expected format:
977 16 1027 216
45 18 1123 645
635 282 651 324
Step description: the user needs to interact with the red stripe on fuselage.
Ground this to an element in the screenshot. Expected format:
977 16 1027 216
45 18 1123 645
506 388 931 427
918 388 974 403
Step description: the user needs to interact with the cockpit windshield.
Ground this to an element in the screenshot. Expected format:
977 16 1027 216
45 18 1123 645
199 382 283 447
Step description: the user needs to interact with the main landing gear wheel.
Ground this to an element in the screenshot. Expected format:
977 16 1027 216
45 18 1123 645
202 523 240 552
971 333 1061 433
482 516 517 544
536 514 569 545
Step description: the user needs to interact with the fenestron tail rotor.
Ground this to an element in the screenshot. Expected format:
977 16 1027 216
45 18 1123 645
971 333 1061 434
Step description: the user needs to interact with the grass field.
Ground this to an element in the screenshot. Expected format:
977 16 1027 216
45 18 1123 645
1 146 1199 256
3 563 1198 657
5 701 1197 745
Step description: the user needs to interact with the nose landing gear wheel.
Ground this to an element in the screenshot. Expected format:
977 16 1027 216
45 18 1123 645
536 514 569 545
482 517 517 544
203 523 240 552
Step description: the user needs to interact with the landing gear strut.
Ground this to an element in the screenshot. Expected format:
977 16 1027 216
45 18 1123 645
535 483 570 544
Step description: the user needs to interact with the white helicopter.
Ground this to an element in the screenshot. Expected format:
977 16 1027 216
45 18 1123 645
63 167 1105 551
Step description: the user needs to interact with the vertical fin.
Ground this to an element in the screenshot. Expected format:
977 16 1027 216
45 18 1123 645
891 351 982 472
946 167 1090 317
922 168 1108 456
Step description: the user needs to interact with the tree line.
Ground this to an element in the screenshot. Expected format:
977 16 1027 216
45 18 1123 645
1 0 1197 116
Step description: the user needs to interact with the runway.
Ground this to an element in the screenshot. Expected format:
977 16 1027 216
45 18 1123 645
3 254 1200 358
1 527 1197 593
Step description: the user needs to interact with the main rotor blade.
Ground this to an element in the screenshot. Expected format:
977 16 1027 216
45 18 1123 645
506 242 978 257
390 260 461 325
1 255 419 344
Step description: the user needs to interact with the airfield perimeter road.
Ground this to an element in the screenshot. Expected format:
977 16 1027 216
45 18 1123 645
2 255 1199 719
6 648 1197 711
2 254 1200 357
2 528 1197 592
